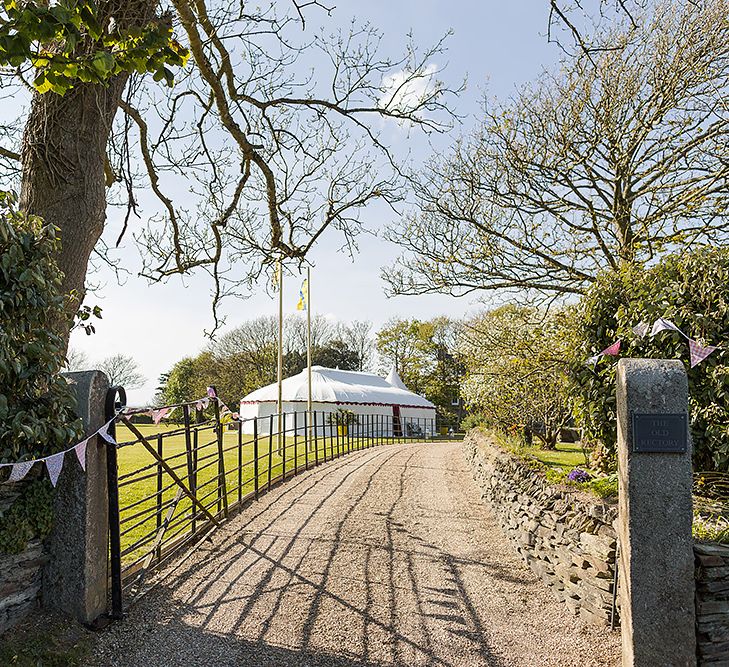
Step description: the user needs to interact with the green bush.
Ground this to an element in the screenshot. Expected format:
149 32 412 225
0 195 82 552
571 248 729 471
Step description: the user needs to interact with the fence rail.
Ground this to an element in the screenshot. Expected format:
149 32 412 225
105 389 444 615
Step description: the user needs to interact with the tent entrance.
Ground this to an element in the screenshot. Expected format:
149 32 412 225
392 405 402 437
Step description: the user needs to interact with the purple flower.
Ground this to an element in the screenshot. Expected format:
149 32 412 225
568 468 592 483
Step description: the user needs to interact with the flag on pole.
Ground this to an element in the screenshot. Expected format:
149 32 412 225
689 339 718 368
296 279 308 311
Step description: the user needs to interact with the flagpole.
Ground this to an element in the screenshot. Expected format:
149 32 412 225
277 259 283 454
306 266 312 450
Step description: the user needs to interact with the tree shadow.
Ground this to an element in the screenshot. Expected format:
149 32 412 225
90 443 518 667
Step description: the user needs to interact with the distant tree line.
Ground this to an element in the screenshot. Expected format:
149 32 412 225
156 316 374 406
150 314 466 427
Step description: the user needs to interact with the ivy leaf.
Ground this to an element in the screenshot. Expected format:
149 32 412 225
91 50 115 75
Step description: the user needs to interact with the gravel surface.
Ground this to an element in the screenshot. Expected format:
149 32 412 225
87 441 620 667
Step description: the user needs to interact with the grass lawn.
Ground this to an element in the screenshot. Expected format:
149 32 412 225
115 422 392 567
527 441 590 471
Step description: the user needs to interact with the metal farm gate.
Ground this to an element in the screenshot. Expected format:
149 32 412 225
104 386 438 617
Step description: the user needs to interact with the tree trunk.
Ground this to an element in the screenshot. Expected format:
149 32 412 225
17 0 158 351
19 79 129 351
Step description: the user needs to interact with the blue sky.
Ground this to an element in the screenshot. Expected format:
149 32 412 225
63 2 560 403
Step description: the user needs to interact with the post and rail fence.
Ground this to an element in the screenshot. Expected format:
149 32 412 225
104 387 444 617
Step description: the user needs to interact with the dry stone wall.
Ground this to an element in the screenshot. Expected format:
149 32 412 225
695 542 729 665
463 430 618 626
0 483 47 634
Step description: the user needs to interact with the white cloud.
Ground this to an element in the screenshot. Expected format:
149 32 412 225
379 63 439 117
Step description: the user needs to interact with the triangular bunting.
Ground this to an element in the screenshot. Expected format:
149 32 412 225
98 421 117 444
650 318 683 337
152 407 173 424
8 460 34 483
207 386 216 398
632 321 649 338
689 339 718 368
45 451 65 487
601 340 621 356
75 439 89 471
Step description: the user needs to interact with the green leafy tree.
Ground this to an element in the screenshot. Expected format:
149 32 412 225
160 353 212 406
376 317 464 422
459 306 574 449
0 0 187 95
571 247 729 471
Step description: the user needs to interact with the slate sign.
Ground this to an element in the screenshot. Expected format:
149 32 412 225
632 413 687 453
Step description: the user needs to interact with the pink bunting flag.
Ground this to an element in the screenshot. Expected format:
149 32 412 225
75 439 89 471
152 407 173 424
207 386 217 398
689 339 718 368
98 421 117 445
8 460 34 483
194 398 209 411
45 451 65 487
632 321 649 338
650 318 683 337
601 340 621 356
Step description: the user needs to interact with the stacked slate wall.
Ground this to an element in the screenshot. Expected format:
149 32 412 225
695 542 729 665
0 483 47 634
463 430 618 626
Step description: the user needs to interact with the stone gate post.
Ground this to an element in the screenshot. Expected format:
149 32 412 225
616 359 696 666
43 370 110 624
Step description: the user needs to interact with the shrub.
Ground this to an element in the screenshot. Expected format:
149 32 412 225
571 248 729 471
0 195 82 552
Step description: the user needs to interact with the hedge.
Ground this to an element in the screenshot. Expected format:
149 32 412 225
571 248 729 471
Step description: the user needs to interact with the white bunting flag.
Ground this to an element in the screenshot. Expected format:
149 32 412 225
152 407 173 424
650 318 683 337
8 460 34 483
689 339 718 368
632 321 650 338
194 398 210 411
585 354 601 366
98 421 117 445
45 451 65 487
75 439 89 471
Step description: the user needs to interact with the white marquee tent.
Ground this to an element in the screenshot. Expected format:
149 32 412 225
239 366 436 436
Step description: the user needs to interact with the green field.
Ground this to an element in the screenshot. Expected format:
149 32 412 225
115 421 395 568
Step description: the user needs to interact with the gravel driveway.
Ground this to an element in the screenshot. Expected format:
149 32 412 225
87 441 620 667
